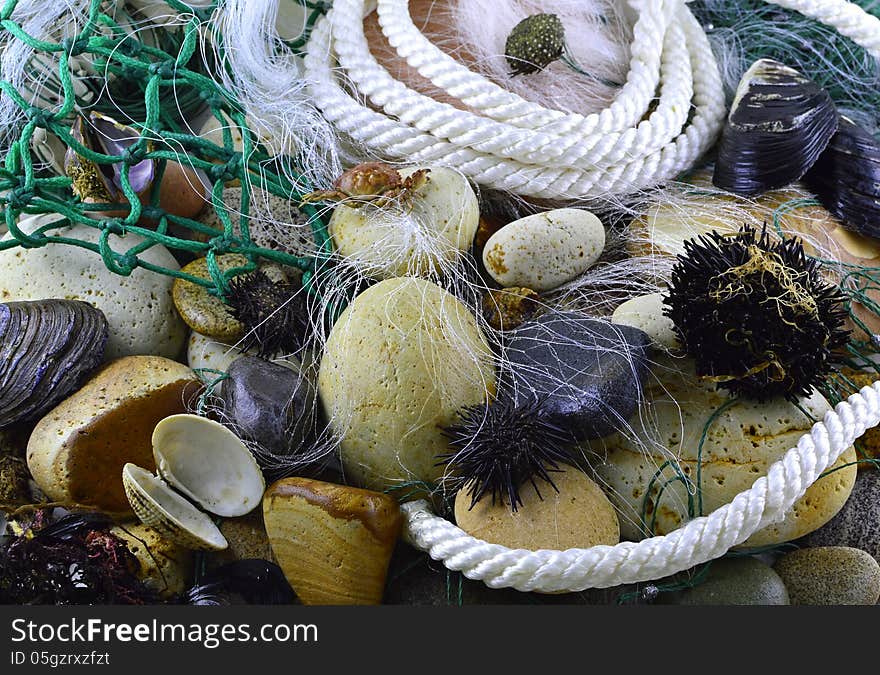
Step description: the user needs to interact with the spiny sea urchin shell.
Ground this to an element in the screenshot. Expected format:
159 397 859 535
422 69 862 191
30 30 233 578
224 271 308 358
505 13 565 76
663 225 850 401
439 396 575 512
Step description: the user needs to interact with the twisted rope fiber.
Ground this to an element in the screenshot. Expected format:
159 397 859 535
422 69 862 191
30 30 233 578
304 2 725 198
402 383 880 592
303 0 880 199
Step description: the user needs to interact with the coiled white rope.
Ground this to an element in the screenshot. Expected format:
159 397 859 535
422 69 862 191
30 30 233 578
402 382 880 592
302 0 880 200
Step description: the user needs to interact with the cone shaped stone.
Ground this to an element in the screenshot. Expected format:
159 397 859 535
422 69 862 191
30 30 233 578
263 477 402 605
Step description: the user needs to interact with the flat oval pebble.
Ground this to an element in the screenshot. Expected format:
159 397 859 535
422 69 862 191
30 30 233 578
454 467 619 553
318 277 495 493
26 356 202 514
329 166 479 280
0 215 186 359
173 255 246 341
483 208 605 292
595 356 857 547
658 557 790 605
611 292 679 351
773 546 880 605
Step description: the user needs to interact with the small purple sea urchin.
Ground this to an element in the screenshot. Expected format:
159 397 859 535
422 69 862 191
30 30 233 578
664 225 850 401
224 271 308 358
439 396 575 512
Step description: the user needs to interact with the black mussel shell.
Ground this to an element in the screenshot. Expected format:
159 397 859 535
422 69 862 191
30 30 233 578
804 117 880 239
713 59 839 196
0 300 108 427
186 559 296 605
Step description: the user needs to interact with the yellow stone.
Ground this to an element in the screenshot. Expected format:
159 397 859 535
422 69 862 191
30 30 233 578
111 523 193 598
26 356 202 514
593 356 857 548
318 277 495 493
454 467 620 552
263 477 402 605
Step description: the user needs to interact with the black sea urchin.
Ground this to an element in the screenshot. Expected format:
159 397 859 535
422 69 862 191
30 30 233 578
664 225 850 401
439 396 575 512
224 271 308 358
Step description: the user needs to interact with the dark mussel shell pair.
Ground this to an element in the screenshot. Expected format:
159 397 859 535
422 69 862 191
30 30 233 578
713 59 880 239
0 299 108 427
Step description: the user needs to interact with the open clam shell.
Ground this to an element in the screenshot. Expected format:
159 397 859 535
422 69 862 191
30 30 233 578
123 414 265 550
152 414 265 518
713 59 839 196
804 117 880 240
123 463 229 551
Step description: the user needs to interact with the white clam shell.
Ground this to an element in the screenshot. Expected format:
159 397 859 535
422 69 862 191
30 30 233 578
123 463 228 551
153 414 265 518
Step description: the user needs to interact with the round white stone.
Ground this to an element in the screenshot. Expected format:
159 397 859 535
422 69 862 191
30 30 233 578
0 215 186 360
482 208 605 292
611 292 680 351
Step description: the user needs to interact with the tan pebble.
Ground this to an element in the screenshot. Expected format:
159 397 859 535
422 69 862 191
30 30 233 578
482 208 605 292
208 510 276 570
454 467 619 553
263 477 402 605
173 255 246 341
111 523 193 598
26 356 202 514
318 277 495 493
482 287 540 330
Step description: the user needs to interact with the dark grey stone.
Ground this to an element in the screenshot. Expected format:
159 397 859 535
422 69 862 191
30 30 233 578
220 355 317 458
801 470 880 563
502 311 651 440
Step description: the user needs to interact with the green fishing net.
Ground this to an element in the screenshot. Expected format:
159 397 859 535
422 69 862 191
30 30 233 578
0 0 331 302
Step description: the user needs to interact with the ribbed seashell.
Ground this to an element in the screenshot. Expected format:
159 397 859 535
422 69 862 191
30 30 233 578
0 299 108 427
804 117 880 240
123 414 266 550
123 463 229 551
713 59 839 196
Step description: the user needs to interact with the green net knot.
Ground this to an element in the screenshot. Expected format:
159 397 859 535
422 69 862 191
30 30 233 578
61 36 90 57
147 60 177 80
199 89 227 109
209 156 242 183
208 234 235 255
25 106 52 128
6 186 33 210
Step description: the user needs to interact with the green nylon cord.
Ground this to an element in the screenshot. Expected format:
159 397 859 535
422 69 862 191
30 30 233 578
0 0 333 303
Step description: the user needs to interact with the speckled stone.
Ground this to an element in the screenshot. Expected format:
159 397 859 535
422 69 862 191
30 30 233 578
658 557 790 605
773 546 880 605
207 510 276 571
503 311 651 441
26 356 202 514
0 215 186 359
801 470 880 562
483 208 605 292
318 277 495 493
328 167 480 280
172 255 246 341
596 356 857 547
454 467 619 553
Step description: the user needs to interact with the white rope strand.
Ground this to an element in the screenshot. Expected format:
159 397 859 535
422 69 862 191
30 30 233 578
402 383 880 592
